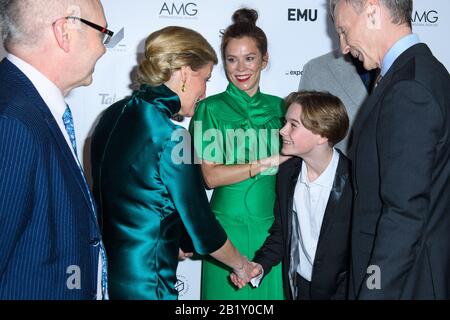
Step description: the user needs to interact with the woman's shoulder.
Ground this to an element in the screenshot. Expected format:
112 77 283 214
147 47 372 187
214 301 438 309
254 92 286 120
259 92 285 108
260 91 284 101
121 95 180 142
194 91 245 123
196 91 229 111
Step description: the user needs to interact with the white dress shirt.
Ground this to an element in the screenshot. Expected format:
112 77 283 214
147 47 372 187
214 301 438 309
294 148 339 281
7 54 104 299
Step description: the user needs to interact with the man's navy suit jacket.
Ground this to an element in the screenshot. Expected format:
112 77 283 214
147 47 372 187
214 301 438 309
0 58 101 299
349 43 450 299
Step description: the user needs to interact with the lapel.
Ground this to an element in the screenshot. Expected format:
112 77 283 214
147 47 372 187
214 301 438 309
281 158 302 248
328 55 368 109
7 59 98 223
350 43 428 159
279 158 302 299
43 110 98 222
315 152 349 258
350 70 393 153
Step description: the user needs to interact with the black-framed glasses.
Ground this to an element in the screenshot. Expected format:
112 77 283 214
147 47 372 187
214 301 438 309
63 16 114 45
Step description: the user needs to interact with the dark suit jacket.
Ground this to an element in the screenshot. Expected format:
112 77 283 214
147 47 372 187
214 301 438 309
0 58 101 299
349 43 450 299
254 150 353 299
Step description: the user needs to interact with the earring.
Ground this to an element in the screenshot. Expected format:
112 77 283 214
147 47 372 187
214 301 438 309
171 113 184 122
181 81 186 92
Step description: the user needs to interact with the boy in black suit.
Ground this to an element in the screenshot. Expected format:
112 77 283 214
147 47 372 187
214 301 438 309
231 91 353 300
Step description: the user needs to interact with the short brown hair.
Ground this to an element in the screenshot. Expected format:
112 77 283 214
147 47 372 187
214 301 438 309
138 26 218 86
285 91 349 146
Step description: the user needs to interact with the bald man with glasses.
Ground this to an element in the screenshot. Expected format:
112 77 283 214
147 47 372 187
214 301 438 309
0 0 112 299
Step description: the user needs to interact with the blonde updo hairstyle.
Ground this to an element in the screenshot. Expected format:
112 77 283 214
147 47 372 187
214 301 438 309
138 26 218 86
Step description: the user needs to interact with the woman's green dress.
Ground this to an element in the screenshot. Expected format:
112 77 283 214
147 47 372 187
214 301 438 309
190 83 285 300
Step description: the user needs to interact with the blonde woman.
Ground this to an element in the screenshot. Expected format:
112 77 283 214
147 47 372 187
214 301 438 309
90 26 252 300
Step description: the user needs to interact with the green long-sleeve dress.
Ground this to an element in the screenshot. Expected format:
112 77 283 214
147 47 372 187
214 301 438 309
190 83 285 300
90 84 227 300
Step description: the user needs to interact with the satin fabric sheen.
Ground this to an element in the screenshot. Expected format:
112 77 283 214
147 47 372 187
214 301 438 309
91 84 227 299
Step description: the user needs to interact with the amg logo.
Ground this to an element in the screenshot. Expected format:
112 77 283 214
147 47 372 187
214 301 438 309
412 10 438 24
288 9 318 22
160 2 198 16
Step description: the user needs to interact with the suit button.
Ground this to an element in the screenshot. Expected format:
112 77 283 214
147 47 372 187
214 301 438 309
90 238 100 247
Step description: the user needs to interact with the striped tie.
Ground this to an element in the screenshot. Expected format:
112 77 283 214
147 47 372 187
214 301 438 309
62 105 109 299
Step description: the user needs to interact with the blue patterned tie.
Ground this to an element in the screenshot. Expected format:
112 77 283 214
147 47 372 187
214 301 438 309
62 105 109 299
62 106 78 155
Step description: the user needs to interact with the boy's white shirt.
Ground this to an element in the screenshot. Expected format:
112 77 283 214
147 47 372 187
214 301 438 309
250 148 339 287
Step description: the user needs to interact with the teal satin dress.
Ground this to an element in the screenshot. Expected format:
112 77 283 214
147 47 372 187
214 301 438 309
91 84 227 300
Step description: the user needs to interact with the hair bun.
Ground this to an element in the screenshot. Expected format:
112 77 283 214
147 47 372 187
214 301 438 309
232 8 258 26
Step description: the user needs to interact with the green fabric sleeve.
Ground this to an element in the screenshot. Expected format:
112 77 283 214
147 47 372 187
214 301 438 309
189 100 225 163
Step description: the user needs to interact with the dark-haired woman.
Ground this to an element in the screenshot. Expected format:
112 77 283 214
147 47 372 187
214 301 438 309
190 8 287 300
